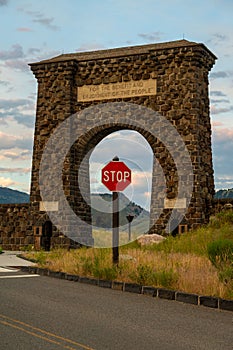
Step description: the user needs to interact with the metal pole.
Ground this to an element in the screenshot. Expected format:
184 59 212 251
128 221 131 242
126 214 134 243
112 191 119 265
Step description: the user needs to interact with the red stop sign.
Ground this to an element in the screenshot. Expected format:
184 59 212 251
101 161 131 192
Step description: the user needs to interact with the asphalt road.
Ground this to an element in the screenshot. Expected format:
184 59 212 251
0 268 233 350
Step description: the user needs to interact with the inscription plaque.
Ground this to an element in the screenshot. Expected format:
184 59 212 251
77 79 157 102
164 198 187 209
40 201 59 212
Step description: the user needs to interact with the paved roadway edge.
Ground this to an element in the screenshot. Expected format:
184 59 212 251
17 264 233 313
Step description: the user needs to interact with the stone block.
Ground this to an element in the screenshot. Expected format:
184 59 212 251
176 292 199 305
124 283 142 294
219 299 233 312
65 274 79 282
112 281 124 291
98 279 112 288
79 276 99 286
158 288 175 300
199 296 218 309
48 270 62 278
142 286 157 297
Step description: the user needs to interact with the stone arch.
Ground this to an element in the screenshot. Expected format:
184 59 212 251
29 39 216 248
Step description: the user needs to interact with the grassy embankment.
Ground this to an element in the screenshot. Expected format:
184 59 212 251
24 211 233 299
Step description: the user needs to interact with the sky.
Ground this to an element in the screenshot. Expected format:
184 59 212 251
0 0 233 210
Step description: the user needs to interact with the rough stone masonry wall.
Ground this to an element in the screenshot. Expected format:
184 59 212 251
28 41 216 241
0 204 32 250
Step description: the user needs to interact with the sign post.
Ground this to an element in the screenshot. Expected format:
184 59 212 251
126 214 134 242
112 191 119 264
101 156 131 265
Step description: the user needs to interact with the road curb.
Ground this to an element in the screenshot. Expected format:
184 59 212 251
21 266 233 312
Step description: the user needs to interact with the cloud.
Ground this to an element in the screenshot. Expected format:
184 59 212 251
210 99 230 104
131 171 152 188
17 27 33 32
211 121 223 127
33 17 59 31
212 127 233 188
0 131 33 150
212 127 233 142
210 104 233 115
138 31 164 42
13 113 35 128
4 59 29 72
207 33 228 45
0 98 35 127
90 130 153 173
0 44 24 60
0 150 31 160
27 47 61 63
210 71 229 79
0 0 8 5
0 80 10 87
0 167 30 173
0 98 31 109
18 8 60 31
0 115 8 125
210 91 227 97
0 177 16 187
215 176 233 190
27 47 40 55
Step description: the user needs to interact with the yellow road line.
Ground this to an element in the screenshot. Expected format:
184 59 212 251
0 314 94 350
0 320 76 350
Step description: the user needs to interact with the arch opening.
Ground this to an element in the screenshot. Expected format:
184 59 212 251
89 129 153 246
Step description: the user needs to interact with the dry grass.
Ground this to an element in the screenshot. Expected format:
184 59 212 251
24 246 229 299
24 211 233 300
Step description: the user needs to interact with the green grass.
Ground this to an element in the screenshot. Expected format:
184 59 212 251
143 212 233 256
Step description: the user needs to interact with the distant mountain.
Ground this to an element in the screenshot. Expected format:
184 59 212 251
214 188 233 199
91 193 149 232
0 187 29 204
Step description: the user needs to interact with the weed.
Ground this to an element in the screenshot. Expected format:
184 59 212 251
28 251 47 266
81 258 94 275
207 239 233 268
129 264 177 289
20 245 35 252
130 264 156 285
95 266 118 280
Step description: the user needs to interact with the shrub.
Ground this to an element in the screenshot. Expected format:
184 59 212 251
0 246 2 254
219 267 233 299
207 239 233 268
219 267 233 284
